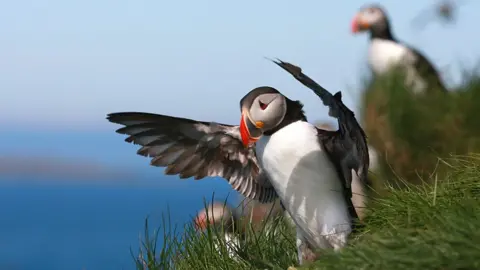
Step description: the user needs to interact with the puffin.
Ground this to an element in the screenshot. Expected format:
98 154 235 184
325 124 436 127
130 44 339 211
194 199 293 259
194 199 291 259
351 4 448 94
106 59 369 265
194 202 242 259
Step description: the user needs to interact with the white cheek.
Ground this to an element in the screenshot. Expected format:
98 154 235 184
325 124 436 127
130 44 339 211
249 107 264 123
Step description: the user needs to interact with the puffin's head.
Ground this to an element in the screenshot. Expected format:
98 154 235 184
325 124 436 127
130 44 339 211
239 86 287 147
194 202 235 232
351 5 389 34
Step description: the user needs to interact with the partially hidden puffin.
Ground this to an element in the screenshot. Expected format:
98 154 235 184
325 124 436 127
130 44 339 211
194 202 242 259
107 59 369 265
194 199 291 259
238 196 296 232
351 4 448 94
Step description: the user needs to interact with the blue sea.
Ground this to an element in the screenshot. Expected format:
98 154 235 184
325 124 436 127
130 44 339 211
0 130 238 270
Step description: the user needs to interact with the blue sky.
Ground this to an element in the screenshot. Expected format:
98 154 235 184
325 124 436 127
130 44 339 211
1 0 479 131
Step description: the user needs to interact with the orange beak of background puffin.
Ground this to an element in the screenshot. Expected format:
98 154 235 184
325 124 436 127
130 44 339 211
240 112 264 147
351 15 369 33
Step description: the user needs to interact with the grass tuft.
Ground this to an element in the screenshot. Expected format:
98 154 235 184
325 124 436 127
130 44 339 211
362 70 480 187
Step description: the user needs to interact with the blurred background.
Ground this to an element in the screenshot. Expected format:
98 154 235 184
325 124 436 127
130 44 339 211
1 0 479 269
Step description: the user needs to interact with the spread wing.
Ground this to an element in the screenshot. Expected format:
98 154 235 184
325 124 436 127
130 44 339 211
107 112 277 203
270 59 370 199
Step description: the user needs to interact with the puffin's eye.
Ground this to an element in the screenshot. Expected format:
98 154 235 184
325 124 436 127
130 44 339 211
259 101 268 110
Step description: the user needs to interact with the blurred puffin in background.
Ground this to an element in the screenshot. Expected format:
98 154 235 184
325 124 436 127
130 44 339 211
194 202 242 258
351 4 448 94
411 0 467 30
194 198 294 259
238 197 296 231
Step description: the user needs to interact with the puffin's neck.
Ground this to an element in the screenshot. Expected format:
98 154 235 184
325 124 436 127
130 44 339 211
263 99 307 136
369 23 396 41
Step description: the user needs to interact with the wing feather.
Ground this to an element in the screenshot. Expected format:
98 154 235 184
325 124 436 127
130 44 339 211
107 112 277 202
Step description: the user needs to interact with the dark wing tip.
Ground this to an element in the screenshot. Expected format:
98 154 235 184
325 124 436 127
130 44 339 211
268 58 303 77
106 113 125 136
106 113 150 138
333 91 342 100
106 112 131 124
106 113 116 122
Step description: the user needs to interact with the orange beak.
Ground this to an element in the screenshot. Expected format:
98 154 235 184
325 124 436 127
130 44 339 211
239 112 264 147
351 15 369 33
194 214 208 231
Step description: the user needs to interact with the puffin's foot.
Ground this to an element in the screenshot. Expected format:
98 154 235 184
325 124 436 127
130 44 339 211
302 247 320 262
287 251 319 270
287 250 319 270
296 229 321 266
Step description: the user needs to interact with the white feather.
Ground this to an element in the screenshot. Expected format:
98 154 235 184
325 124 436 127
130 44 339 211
213 233 240 260
255 121 351 250
369 38 426 93
350 145 379 220
368 145 379 172
350 171 366 221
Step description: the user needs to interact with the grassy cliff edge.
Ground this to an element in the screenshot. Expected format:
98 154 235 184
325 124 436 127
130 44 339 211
133 71 480 270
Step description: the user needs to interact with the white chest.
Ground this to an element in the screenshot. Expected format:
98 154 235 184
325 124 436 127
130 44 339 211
255 121 351 249
368 39 427 93
368 39 413 75
213 233 240 260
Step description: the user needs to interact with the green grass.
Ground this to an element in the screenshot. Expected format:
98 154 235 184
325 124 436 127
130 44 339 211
133 200 298 270
304 155 480 270
132 155 480 270
362 69 480 188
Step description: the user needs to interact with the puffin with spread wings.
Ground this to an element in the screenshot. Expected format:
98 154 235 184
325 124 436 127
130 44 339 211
107 60 369 265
